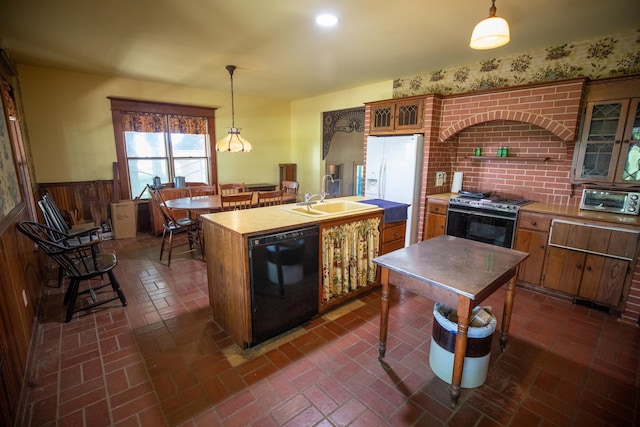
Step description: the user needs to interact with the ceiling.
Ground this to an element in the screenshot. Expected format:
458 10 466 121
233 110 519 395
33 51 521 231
1 0 639 100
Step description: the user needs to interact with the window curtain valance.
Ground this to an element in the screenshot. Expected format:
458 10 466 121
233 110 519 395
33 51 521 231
169 114 208 134
121 111 209 135
121 112 166 133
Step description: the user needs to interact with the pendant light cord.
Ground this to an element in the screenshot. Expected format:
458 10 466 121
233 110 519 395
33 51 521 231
226 65 236 128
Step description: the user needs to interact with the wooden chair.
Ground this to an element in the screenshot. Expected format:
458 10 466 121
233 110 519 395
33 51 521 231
188 185 217 197
257 189 284 207
218 182 246 195
38 196 103 287
16 221 127 322
281 181 299 203
221 192 254 211
40 193 100 236
150 189 201 267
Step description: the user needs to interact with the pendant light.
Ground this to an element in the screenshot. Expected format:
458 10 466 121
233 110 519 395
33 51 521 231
470 0 510 50
216 65 252 152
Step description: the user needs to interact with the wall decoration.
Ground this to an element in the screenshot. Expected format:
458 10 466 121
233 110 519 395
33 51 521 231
322 107 364 160
0 95 21 222
394 28 640 98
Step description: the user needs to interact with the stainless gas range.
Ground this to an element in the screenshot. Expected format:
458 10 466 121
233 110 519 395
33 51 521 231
446 191 532 248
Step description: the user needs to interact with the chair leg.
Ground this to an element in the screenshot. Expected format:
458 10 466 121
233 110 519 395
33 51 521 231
65 279 80 322
107 271 127 306
166 229 174 267
58 266 64 288
160 228 168 261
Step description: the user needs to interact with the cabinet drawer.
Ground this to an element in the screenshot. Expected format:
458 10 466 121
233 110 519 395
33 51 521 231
382 239 405 254
518 212 552 232
549 219 640 260
382 222 405 243
427 201 448 215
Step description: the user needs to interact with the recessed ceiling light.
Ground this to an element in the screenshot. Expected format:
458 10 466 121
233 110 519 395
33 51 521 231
316 14 338 27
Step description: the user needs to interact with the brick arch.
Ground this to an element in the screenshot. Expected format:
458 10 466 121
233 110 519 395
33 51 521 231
439 110 574 142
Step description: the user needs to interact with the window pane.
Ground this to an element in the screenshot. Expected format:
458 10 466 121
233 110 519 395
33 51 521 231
174 158 208 183
128 159 168 198
125 131 166 157
171 133 206 157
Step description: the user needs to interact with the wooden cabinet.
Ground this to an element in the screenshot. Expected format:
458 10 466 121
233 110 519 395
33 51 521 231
367 96 424 135
573 76 640 184
541 219 640 309
381 220 406 254
279 163 297 184
514 211 552 286
424 198 448 240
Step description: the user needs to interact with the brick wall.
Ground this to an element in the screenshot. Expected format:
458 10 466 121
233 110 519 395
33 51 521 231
418 78 587 238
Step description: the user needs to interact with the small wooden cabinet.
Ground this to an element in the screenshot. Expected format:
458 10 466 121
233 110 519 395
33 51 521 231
541 219 640 309
424 198 448 240
381 220 406 254
513 211 552 286
367 96 424 135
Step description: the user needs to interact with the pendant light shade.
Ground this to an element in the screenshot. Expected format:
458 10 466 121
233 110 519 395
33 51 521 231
216 65 252 152
470 0 510 50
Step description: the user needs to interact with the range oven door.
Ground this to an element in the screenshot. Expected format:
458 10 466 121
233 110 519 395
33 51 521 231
445 206 517 248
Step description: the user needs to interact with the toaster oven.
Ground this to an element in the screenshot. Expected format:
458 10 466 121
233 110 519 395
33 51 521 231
579 188 640 215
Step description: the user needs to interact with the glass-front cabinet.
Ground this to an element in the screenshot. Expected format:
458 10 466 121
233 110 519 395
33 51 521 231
574 98 640 183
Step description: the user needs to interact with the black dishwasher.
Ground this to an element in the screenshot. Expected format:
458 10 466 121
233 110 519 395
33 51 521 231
248 225 319 346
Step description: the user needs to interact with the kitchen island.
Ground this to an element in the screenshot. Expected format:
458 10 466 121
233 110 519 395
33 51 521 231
200 197 386 348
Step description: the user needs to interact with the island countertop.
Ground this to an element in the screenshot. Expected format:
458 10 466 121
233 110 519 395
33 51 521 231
200 196 383 235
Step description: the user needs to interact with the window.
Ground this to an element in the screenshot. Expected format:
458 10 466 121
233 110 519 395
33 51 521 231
109 97 217 199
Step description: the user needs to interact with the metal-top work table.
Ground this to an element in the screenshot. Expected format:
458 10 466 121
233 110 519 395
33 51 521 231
373 235 529 406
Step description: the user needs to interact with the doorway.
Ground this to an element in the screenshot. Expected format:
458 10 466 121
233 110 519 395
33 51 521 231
322 107 365 197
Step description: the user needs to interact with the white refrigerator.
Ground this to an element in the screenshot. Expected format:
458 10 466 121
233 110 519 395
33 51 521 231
365 134 424 246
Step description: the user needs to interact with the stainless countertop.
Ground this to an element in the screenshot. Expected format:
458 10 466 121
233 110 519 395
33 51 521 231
373 235 529 300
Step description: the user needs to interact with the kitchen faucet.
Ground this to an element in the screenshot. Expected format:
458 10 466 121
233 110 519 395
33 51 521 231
321 174 335 202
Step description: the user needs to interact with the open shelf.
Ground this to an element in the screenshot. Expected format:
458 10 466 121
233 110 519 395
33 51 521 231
466 155 551 162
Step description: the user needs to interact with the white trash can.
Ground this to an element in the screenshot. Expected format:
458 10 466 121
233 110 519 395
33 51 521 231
429 302 496 388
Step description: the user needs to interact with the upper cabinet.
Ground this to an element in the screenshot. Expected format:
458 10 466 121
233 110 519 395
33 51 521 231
573 98 640 184
367 97 424 135
573 76 640 185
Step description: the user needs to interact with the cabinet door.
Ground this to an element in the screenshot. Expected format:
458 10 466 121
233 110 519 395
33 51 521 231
579 255 628 307
542 246 584 295
394 99 423 131
370 102 395 132
574 100 630 183
514 229 547 285
614 98 640 183
425 214 446 239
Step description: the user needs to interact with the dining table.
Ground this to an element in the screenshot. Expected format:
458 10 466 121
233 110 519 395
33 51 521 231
373 235 529 406
162 192 298 215
163 194 222 213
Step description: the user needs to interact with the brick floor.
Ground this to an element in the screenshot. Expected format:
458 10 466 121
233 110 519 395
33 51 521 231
15 234 640 426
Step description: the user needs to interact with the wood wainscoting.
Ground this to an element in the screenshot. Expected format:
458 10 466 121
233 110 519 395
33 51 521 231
0 205 44 426
38 180 152 233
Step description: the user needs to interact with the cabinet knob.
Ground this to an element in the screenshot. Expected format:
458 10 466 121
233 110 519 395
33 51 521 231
623 139 630 144
531 221 537 226
615 140 621 144
577 264 582 269
393 232 398 237
586 266 592 271
539 244 545 249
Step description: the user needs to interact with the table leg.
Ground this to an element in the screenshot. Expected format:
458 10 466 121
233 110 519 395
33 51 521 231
378 267 391 360
450 296 472 406
500 275 517 351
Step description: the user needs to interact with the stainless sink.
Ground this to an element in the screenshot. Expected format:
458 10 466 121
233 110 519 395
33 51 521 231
281 200 378 217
